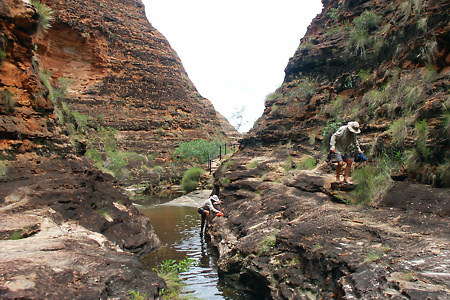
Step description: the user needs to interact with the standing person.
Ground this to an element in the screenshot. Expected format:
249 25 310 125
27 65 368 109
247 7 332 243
198 195 223 235
330 121 364 184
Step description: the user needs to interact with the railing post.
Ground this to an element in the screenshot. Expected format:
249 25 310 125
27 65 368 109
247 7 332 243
207 142 239 174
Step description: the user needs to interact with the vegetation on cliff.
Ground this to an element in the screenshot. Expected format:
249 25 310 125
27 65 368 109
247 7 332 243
209 0 450 298
247 0 449 190
0 0 230 298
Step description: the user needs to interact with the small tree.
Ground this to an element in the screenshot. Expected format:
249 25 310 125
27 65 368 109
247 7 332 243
230 105 248 132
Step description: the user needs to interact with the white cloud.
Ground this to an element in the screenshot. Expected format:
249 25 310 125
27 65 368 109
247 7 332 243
143 0 323 132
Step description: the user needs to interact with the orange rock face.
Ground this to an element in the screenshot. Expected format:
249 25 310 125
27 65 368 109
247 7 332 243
34 0 228 152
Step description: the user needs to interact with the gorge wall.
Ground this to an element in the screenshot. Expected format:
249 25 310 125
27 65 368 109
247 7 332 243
209 0 450 298
0 0 233 298
2 0 236 188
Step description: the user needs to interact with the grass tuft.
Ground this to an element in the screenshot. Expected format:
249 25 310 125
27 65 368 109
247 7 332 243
30 0 54 34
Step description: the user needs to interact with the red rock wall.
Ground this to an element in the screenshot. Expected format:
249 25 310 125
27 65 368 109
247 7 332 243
33 0 228 155
0 0 55 151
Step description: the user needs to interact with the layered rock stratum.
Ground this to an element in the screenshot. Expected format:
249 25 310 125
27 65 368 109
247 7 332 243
209 0 450 298
0 0 232 298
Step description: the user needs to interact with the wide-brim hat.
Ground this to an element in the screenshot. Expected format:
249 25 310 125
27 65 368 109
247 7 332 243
348 122 361 134
210 195 220 203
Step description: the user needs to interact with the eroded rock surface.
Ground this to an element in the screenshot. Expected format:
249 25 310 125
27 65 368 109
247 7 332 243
0 209 165 299
0 153 165 298
207 0 449 297
33 0 233 183
209 144 450 299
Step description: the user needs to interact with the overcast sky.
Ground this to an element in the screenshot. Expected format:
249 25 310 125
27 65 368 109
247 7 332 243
142 1 323 132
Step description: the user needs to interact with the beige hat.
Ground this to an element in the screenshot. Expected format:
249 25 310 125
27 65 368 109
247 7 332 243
210 195 220 203
348 122 361 134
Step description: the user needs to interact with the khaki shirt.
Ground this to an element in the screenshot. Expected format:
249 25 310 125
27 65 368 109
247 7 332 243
330 125 361 155
199 198 220 213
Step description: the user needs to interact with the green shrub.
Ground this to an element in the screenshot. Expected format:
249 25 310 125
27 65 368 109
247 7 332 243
258 231 278 256
10 230 25 240
104 150 128 179
128 290 147 300
85 148 102 164
1 89 15 113
414 120 430 159
265 92 282 104
417 17 428 32
31 0 54 34
442 111 450 135
350 159 393 205
387 118 408 147
72 111 89 134
437 161 450 187
152 258 197 298
175 139 220 164
0 48 6 65
284 156 295 172
346 10 381 57
354 11 382 32
246 160 259 169
421 38 438 64
295 77 318 100
327 7 341 23
329 96 345 118
362 89 385 112
181 167 204 193
399 1 412 21
413 0 425 12
296 156 317 170
358 69 372 81
404 149 421 173
0 160 6 178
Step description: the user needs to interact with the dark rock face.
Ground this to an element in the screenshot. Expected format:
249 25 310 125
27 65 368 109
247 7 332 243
208 0 450 297
210 144 450 299
243 0 449 186
1 155 161 256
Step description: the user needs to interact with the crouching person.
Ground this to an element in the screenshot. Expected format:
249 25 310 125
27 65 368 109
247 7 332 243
330 121 364 184
198 195 222 236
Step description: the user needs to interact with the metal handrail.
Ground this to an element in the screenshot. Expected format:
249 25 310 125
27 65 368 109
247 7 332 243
208 142 239 173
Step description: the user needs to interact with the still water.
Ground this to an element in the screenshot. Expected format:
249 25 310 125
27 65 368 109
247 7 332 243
139 204 257 299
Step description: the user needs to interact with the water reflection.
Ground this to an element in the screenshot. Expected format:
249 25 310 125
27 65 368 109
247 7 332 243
140 205 256 299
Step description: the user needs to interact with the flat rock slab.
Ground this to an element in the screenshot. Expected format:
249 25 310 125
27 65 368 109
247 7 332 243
330 181 356 191
0 209 165 299
0 155 165 299
162 190 212 207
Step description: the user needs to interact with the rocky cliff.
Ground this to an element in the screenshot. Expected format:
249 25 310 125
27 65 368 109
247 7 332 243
0 0 232 298
209 0 450 298
2 0 235 188
35 0 227 144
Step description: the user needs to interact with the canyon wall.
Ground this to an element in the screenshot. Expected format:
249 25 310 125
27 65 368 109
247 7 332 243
1 0 236 188
210 0 450 298
0 0 233 298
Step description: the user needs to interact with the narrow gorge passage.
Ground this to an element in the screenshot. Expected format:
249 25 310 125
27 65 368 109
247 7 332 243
138 193 259 299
